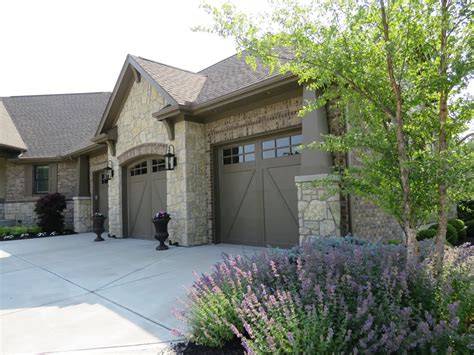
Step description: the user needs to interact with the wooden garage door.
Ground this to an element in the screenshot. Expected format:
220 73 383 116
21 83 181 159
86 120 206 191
127 158 167 240
218 132 301 248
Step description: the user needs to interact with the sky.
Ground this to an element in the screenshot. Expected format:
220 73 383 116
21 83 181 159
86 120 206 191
0 0 269 97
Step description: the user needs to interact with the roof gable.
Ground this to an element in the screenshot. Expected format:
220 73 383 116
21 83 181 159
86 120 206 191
0 99 27 152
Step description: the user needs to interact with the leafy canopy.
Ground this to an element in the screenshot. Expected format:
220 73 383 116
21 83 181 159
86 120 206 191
199 0 474 227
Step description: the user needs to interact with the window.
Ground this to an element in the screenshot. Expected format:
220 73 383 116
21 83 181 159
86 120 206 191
130 161 147 176
100 172 108 185
262 134 302 159
152 159 166 172
34 165 49 193
223 144 255 165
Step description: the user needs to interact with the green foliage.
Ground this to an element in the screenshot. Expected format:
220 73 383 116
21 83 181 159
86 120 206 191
386 239 402 245
34 193 66 233
198 0 474 247
430 223 458 244
457 200 474 221
465 219 474 239
0 225 42 236
448 218 467 240
416 229 437 241
180 239 473 352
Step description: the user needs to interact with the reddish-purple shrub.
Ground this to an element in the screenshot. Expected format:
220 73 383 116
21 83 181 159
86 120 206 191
34 193 66 233
177 237 473 353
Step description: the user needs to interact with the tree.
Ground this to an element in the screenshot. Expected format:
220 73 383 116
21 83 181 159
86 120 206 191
198 0 474 265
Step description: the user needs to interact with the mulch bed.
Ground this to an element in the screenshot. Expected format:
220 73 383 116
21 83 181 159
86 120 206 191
172 338 244 355
0 230 76 242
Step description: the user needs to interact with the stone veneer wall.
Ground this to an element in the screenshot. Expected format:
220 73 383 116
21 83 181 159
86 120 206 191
73 197 92 233
167 121 208 245
107 79 169 238
4 160 77 229
296 174 341 244
204 95 303 243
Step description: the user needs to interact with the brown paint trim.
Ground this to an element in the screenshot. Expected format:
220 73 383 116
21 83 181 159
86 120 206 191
121 166 129 238
212 145 221 244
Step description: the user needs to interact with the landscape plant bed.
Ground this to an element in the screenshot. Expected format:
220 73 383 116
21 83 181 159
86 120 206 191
172 338 243 355
175 237 473 353
0 229 76 242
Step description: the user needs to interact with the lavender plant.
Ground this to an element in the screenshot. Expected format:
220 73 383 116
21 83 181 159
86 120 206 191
177 237 473 353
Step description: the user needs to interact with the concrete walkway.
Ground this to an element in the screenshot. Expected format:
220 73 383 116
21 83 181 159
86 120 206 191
0 234 262 354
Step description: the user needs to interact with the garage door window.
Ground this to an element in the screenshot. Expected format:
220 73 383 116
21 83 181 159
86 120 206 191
223 144 255 165
130 161 147 176
152 159 166 172
262 134 303 159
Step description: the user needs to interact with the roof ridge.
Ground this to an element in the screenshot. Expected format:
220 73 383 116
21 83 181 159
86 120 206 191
133 55 206 77
198 52 242 73
3 92 111 99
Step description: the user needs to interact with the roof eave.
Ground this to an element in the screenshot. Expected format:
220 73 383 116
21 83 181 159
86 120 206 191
191 73 297 115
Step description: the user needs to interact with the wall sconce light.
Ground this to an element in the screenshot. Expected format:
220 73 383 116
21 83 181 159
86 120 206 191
164 145 177 171
103 160 114 180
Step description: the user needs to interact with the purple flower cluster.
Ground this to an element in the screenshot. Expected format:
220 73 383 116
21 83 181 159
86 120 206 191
154 210 170 219
176 237 473 353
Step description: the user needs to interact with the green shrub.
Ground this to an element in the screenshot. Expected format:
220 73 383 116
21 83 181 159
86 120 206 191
416 229 436 241
429 223 458 244
179 238 473 353
448 219 466 240
457 200 474 221
0 224 42 236
386 239 402 245
465 219 474 239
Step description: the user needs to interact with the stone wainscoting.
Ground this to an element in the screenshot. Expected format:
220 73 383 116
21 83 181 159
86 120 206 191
4 200 74 230
73 197 92 233
296 174 341 244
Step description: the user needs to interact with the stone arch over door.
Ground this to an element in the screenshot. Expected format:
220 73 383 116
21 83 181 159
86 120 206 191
124 155 167 240
117 143 168 167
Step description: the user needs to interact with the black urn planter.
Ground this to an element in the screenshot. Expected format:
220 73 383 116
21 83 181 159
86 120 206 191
92 215 107 242
152 217 171 250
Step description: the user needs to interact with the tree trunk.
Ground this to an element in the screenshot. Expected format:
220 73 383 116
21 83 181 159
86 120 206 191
434 0 450 269
379 0 418 264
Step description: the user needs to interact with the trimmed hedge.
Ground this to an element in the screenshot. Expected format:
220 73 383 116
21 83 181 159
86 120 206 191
465 219 474 239
416 229 436 241
448 219 466 240
429 223 458 244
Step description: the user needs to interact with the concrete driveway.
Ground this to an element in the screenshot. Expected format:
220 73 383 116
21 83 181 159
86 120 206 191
0 234 262 354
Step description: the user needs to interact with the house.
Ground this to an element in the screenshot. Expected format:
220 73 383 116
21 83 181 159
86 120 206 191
0 53 402 246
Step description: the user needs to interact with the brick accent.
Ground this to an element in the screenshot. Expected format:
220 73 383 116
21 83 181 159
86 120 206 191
117 143 167 166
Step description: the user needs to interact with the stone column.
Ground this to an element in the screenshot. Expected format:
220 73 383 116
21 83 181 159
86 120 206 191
167 120 208 246
73 196 92 233
296 174 341 244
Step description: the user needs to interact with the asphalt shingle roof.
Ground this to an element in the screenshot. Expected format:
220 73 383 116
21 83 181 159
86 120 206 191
2 92 110 158
132 53 277 107
131 56 206 105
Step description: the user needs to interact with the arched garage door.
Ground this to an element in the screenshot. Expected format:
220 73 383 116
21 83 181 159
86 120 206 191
127 158 167 240
217 131 302 248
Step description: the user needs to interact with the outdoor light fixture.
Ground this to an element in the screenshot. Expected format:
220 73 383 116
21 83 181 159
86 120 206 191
164 145 177 171
103 160 114 180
